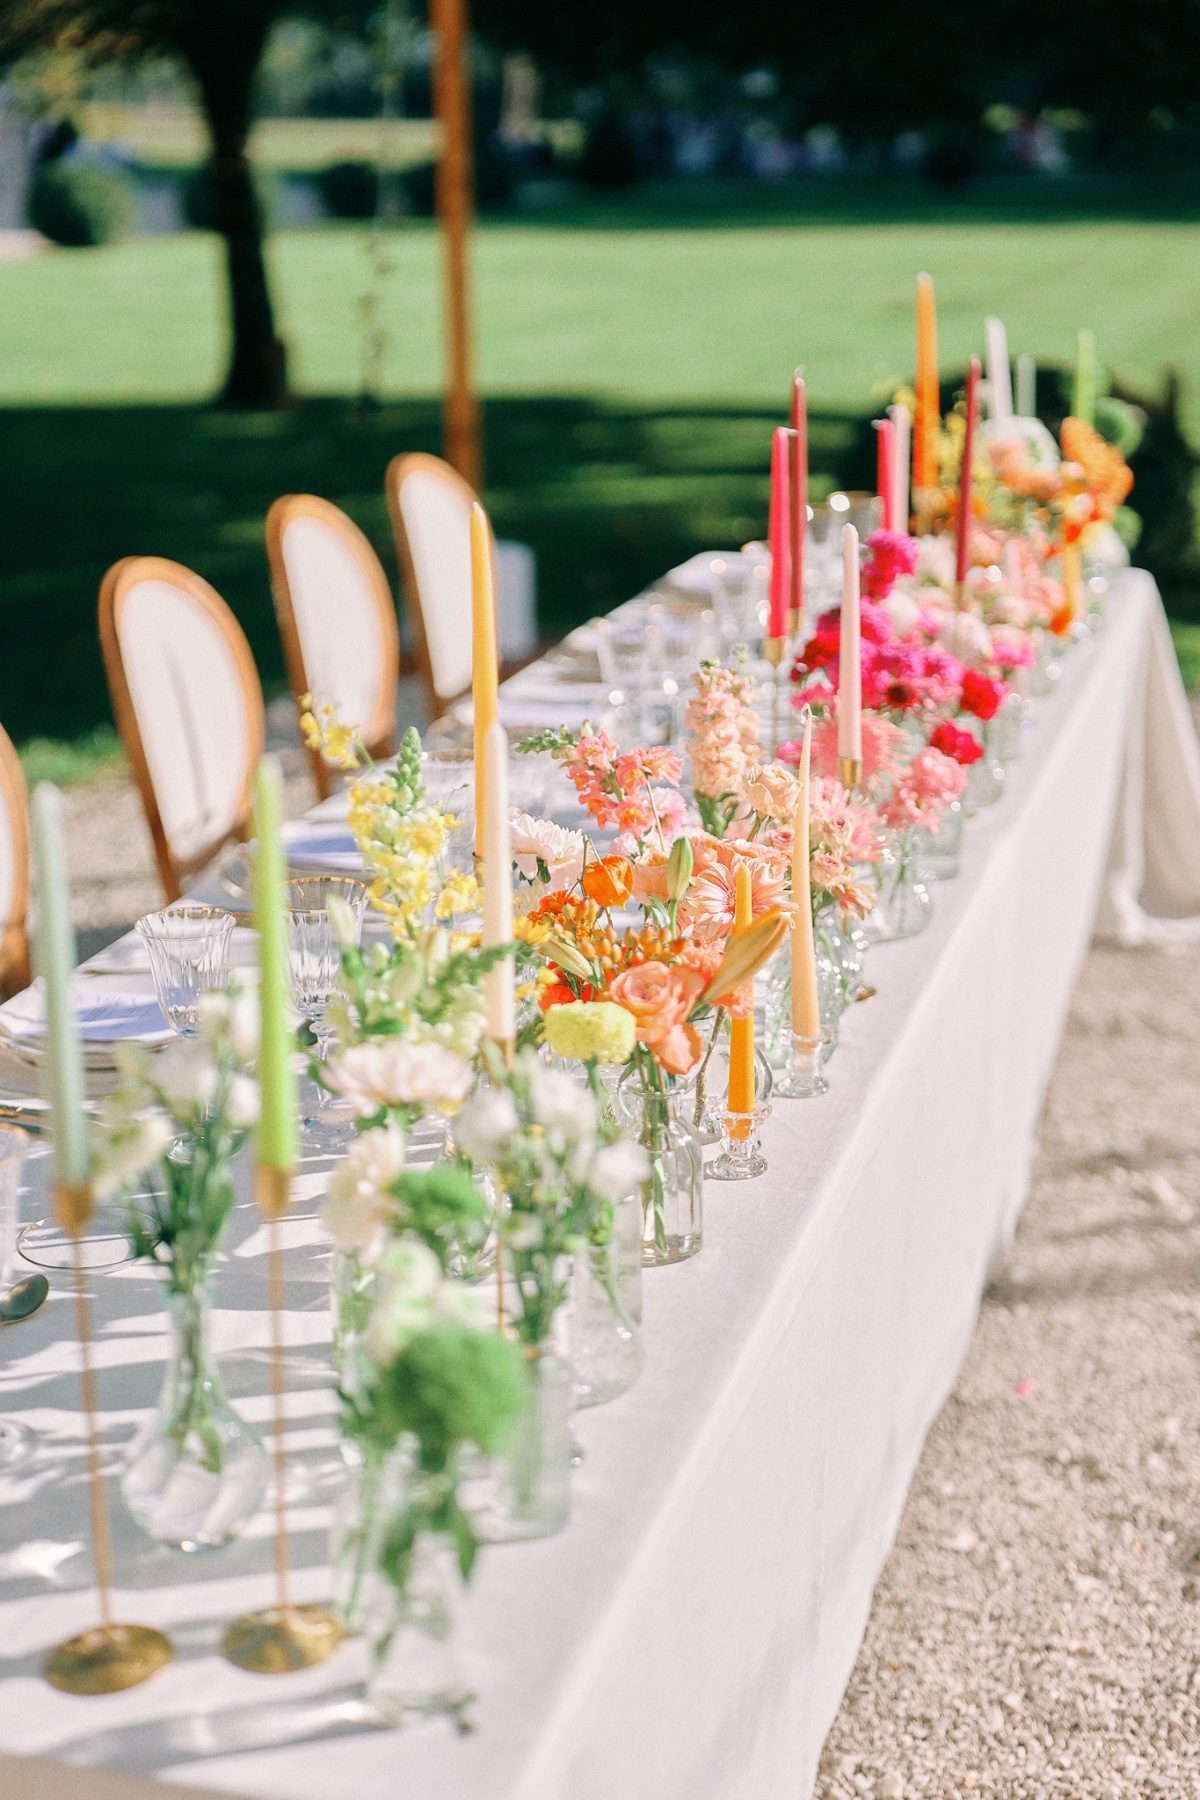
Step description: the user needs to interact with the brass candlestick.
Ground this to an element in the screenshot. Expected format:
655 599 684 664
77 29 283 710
221 1166 344 1675
44 1182 173 1696
838 756 863 793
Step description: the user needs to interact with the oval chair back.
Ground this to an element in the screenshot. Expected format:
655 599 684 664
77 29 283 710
0 722 30 998
98 557 265 903
386 451 495 720
265 494 399 800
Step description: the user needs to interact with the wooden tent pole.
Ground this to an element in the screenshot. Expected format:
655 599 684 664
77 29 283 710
430 0 481 490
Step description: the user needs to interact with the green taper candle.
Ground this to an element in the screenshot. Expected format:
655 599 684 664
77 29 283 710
30 784 89 1187
253 756 297 1175
1073 330 1096 426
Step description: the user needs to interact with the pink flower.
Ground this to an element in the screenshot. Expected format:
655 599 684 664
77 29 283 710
678 845 788 942
862 529 920 601
879 747 967 835
930 721 984 766
783 700 905 791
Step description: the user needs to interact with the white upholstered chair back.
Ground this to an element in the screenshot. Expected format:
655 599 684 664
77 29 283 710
99 558 265 902
386 452 490 717
0 723 30 996
266 495 399 800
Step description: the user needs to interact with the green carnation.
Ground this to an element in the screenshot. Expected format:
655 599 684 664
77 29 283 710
374 1322 527 1473
544 1000 635 1066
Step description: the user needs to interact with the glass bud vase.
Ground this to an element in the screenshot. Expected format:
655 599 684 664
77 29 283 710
570 1209 643 1409
863 829 932 943
121 1272 269 1550
631 1083 703 1266
762 940 841 1070
674 1017 772 1144
963 717 1005 810
917 798 964 883
474 1348 573 1543
362 1467 470 1727
331 1440 397 1633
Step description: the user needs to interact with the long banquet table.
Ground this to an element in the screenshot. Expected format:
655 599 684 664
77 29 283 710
3 568 1200 1800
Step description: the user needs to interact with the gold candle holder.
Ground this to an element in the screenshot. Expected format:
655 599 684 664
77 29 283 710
44 1182 173 1696
221 1166 345 1675
838 757 862 792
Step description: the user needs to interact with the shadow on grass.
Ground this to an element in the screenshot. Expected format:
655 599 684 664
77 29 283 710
0 395 877 743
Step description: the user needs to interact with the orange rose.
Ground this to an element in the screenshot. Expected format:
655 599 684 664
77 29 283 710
631 854 670 904
582 854 634 909
607 960 705 1050
654 1022 703 1076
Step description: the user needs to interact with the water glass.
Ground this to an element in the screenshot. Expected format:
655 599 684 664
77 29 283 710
284 877 370 1026
0 1124 27 1292
136 906 235 1035
594 613 653 699
421 749 475 868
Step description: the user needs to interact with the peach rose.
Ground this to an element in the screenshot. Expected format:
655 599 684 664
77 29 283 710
654 1022 703 1076
606 961 705 1049
631 854 670 904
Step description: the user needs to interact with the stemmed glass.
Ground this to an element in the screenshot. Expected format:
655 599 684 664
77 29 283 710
284 877 370 1145
136 906 235 1034
0 1125 41 1468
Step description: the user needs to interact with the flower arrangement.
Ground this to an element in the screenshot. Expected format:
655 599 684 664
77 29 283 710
684 652 761 838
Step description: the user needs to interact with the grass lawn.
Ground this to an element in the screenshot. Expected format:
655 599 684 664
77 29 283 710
1 204 1198 753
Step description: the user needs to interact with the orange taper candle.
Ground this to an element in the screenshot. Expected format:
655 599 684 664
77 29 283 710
470 501 499 857
914 272 940 492
727 863 755 1114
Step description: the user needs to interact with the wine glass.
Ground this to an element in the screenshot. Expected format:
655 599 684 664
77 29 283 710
284 877 369 1147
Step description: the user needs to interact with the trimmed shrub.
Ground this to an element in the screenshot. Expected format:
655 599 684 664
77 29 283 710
318 161 378 219
27 162 133 247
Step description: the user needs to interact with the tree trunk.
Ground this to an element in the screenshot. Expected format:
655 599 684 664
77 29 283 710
181 15 289 408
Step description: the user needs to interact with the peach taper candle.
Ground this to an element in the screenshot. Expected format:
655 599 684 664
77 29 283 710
471 500 499 857
727 863 755 1116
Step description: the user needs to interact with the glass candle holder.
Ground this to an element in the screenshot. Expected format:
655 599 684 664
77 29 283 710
775 1033 829 1099
136 906 234 1035
709 1104 770 1181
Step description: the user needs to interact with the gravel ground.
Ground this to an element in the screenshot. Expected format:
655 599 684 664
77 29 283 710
54 692 1200 1799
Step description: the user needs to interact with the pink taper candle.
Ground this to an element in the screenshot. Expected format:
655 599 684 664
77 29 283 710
789 372 807 633
888 401 911 533
875 418 896 531
837 523 862 781
767 425 790 643
790 712 821 1040
955 356 981 589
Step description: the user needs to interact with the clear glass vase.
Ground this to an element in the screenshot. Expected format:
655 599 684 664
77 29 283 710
917 797 964 883
963 716 1005 810
331 1440 399 1633
473 1348 572 1542
863 829 932 942
995 690 1025 764
626 1082 703 1265
822 910 873 1003
121 1272 269 1550
762 937 841 1070
674 1015 773 1144
570 1208 643 1409
359 1464 471 1726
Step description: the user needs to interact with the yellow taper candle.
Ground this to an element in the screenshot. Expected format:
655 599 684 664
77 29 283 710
30 783 89 1189
481 719 515 1052
471 501 499 857
727 862 755 1115
790 715 821 1041
253 756 297 1179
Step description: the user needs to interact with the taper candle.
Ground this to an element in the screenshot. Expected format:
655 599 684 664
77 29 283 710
789 371 808 632
481 719 515 1050
1073 330 1097 426
767 425 790 643
837 523 862 774
914 273 939 490
955 357 981 590
727 863 755 1115
30 784 88 1187
875 417 896 531
790 716 821 1041
888 401 911 532
253 756 297 1174
471 501 499 858
984 316 1013 420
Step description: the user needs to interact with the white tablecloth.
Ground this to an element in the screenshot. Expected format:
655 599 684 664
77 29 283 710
2 571 1198 1800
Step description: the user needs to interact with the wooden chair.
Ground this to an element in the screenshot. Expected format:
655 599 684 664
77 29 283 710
385 451 494 719
265 494 400 801
0 722 30 997
98 557 265 903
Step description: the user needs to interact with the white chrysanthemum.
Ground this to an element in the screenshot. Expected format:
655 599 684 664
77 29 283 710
153 1037 218 1116
527 1065 596 1147
453 1086 519 1162
586 1139 651 1202
509 812 585 888
324 1039 473 1118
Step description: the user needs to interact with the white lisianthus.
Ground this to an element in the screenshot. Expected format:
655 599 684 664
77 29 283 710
527 1065 596 1147
320 1121 405 1257
324 1039 473 1119
226 974 261 1061
586 1139 651 1203
453 1086 519 1162
226 1074 261 1129
90 1108 174 1201
153 1037 218 1116
196 989 231 1045
510 813 585 888
349 1119 406 1191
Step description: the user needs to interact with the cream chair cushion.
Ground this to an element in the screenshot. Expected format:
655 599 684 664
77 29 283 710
278 513 392 735
116 577 251 864
395 467 473 704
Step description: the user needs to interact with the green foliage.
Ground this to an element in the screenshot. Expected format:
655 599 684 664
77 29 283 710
27 162 133 247
317 162 377 220
17 725 125 788
365 1322 527 1475
389 1166 488 1265
1170 622 1200 694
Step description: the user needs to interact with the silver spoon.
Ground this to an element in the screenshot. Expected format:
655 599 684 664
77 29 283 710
0 1274 49 1324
